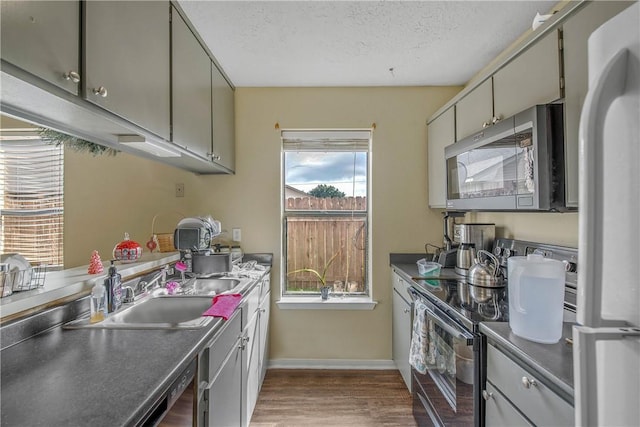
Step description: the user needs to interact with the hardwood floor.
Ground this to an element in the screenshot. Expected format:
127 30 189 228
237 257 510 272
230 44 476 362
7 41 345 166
158 369 417 426
250 369 417 427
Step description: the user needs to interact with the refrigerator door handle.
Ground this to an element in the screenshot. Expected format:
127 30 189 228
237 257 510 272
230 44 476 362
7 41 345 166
577 47 630 327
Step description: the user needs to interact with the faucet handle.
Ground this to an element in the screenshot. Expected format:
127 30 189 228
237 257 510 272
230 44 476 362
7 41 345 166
122 286 135 304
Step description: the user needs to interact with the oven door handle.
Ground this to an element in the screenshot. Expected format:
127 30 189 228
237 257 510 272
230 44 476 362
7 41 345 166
424 306 475 342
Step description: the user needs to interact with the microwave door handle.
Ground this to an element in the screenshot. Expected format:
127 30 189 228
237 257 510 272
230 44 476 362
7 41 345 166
424 306 474 342
445 117 515 159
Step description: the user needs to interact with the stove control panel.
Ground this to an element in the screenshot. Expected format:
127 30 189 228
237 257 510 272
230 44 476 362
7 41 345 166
493 238 578 286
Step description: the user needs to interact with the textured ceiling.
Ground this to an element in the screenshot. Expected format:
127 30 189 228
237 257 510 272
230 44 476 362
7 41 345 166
178 1 558 87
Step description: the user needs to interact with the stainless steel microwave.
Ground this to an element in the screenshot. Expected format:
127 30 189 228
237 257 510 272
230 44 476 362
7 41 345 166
445 104 565 211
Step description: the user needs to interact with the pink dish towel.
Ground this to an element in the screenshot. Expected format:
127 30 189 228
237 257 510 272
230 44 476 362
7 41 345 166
202 294 242 320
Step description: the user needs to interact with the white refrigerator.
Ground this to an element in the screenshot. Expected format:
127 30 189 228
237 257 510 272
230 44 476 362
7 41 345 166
573 2 640 426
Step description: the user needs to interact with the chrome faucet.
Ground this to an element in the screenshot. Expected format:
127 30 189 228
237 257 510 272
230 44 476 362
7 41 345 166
136 266 169 294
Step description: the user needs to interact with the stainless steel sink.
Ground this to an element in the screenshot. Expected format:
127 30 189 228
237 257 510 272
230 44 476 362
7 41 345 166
65 295 215 329
192 277 241 295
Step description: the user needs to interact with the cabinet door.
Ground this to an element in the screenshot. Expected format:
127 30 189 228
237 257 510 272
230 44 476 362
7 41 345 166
84 1 170 140
211 63 235 171
392 286 412 392
455 78 493 141
258 290 270 388
493 29 562 121
172 6 212 159
427 106 455 208
1 1 80 94
484 382 533 426
207 341 242 427
243 310 260 427
561 1 632 208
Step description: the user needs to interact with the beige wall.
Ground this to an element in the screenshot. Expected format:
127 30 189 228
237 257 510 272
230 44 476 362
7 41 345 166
64 149 201 267
469 212 578 248
189 86 462 361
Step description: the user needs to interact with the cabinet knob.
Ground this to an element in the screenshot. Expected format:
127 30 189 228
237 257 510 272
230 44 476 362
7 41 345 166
92 86 108 98
207 152 221 161
259 308 266 313
482 121 491 128
403 308 410 314
63 71 80 83
521 376 538 389
482 390 494 401
492 116 502 125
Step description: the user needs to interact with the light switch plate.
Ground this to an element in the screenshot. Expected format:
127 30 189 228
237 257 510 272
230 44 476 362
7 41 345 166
232 228 241 242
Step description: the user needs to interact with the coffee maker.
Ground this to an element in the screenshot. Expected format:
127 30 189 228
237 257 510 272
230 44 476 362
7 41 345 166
453 223 495 276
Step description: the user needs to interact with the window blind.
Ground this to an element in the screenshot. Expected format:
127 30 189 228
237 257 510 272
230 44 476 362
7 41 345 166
282 130 370 151
0 138 64 267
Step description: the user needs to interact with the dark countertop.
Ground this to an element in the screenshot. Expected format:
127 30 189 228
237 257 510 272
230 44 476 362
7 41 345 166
0 262 271 427
479 321 575 404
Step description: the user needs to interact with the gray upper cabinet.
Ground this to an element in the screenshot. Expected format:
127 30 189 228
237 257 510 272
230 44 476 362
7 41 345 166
1 1 80 95
493 29 562 121
83 1 170 140
211 64 236 172
428 106 455 208
561 1 632 208
455 78 493 141
171 6 212 160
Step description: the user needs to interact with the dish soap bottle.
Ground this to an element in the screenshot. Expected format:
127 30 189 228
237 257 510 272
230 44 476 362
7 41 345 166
90 282 107 323
104 260 123 313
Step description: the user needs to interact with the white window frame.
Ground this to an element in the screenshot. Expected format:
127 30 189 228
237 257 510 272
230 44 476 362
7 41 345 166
278 129 376 310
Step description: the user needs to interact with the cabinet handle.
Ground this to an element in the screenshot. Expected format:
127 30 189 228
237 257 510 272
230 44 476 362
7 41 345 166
92 86 108 98
403 308 410 314
207 152 221 161
482 390 493 401
63 71 80 83
259 308 266 313
492 116 502 125
521 376 538 389
482 121 491 128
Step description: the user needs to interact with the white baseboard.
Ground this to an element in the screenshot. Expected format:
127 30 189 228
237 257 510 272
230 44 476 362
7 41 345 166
267 359 396 370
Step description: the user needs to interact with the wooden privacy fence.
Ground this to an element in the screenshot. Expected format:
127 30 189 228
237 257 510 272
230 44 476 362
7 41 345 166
286 196 367 293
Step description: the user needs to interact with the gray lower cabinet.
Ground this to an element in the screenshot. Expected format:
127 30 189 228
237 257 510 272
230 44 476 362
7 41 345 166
83 1 170 140
171 6 212 159
211 63 236 172
258 285 271 387
484 382 532 426
392 270 412 392
198 310 242 427
485 343 573 426
242 285 261 427
0 0 80 95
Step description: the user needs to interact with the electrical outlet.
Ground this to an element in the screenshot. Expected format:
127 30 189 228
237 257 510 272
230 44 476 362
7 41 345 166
232 228 241 242
175 183 185 197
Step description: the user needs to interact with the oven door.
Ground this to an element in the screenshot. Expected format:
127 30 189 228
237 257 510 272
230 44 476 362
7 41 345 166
411 293 478 427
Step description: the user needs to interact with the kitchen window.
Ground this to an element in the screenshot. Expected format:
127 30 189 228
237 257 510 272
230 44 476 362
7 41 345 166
280 129 373 308
0 130 64 268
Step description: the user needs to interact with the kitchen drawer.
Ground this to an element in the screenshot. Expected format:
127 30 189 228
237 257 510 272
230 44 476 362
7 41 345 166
487 344 573 426
484 382 532 426
207 311 242 383
392 270 412 302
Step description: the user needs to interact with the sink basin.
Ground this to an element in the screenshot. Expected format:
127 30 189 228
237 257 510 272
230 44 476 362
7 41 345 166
192 277 241 295
65 295 215 329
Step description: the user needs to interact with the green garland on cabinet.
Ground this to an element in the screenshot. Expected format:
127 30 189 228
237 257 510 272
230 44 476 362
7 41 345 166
38 128 119 156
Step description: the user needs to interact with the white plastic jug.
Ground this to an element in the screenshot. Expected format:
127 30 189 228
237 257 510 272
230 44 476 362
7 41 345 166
507 254 565 343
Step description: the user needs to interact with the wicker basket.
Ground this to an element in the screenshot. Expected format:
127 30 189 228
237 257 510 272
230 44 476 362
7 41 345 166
156 233 175 252
151 212 183 253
